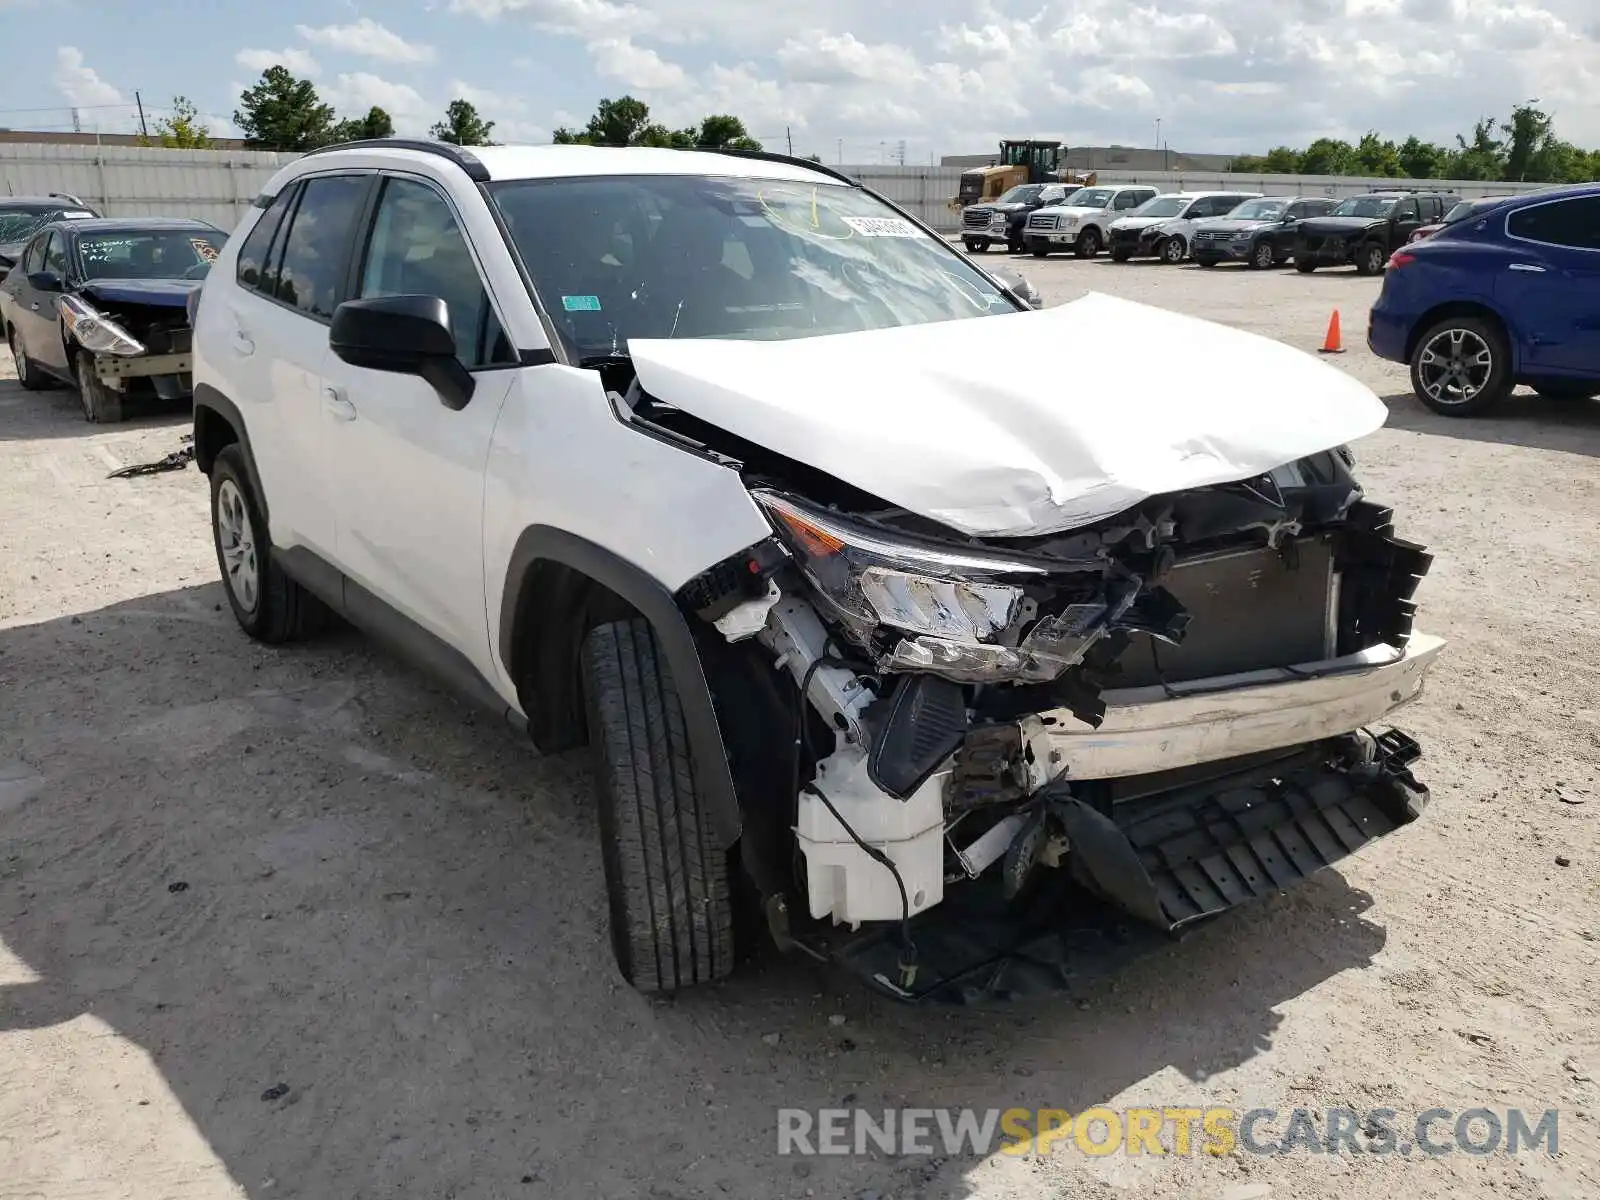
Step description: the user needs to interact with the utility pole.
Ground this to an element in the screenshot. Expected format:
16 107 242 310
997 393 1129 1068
785 126 792 155
135 91 149 139
71 107 82 134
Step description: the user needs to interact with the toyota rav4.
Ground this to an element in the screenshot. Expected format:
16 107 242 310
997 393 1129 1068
189 141 1444 1001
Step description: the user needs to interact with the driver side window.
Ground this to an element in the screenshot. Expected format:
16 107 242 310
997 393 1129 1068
21 234 48 275
358 176 513 370
42 233 68 277
1395 199 1419 221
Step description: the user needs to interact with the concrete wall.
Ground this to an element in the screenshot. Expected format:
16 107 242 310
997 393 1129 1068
1 142 1572 238
0 143 290 233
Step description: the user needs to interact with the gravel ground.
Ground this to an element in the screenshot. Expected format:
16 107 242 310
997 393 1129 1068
2 256 1598 1200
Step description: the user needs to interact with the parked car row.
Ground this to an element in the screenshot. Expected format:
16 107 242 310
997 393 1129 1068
967 186 1481 276
0 197 223 422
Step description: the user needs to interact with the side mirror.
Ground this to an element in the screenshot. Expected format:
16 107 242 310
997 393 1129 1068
28 271 64 293
330 294 475 411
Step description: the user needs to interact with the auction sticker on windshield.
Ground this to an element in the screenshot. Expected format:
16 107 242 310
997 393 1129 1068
840 216 923 238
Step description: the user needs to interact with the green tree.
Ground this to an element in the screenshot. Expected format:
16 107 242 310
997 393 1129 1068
553 96 763 151
1443 117 1505 180
1397 136 1444 179
694 114 761 151
1261 145 1302 173
431 99 496 146
140 95 210 149
331 106 394 143
1501 101 1553 181
1355 131 1402 177
234 66 337 151
1298 138 1357 176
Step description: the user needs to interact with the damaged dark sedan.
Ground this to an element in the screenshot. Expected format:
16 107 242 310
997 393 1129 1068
1 216 223 422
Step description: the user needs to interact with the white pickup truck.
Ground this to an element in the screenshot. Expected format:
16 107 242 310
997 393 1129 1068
1021 185 1160 257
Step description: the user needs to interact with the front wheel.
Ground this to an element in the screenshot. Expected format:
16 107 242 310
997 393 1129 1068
581 617 736 994
1194 256 1219 268
1409 317 1512 417
1110 248 1132 262
75 351 123 423
1030 244 1050 258
1354 242 1388 275
1296 259 1317 273
1160 236 1187 265
966 238 990 254
1075 228 1101 258
1249 241 1277 270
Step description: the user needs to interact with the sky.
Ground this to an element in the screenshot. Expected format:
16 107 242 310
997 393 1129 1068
2 0 1597 163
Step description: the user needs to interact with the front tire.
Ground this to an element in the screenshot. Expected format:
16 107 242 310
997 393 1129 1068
1075 227 1101 258
967 238 990 254
8 327 51 391
1030 243 1051 258
75 351 122 423
1194 256 1219 268
209 444 332 642
1249 241 1277 270
581 617 735 994
1355 242 1388 275
1409 316 1512 417
1296 258 1317 273
1160 235 1187 265
1110 248 1132 262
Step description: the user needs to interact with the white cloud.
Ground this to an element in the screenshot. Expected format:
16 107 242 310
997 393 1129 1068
324 71 435 134
54 46 122 109
446 0 1600 157
295 18 435 63
588 37 687 90
235 47 321 77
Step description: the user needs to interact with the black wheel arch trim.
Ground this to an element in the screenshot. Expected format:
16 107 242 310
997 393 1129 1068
192 384 271 528
499 525 743 848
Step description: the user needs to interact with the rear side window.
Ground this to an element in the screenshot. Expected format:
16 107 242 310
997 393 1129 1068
271 174 369 319
237 187 296 291
1508 197 1600 251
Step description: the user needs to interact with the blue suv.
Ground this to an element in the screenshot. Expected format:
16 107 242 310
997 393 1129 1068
1368 183 1600 416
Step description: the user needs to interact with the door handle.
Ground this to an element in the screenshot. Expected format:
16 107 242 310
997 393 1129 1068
1508 263 1546 273
323 385 357 421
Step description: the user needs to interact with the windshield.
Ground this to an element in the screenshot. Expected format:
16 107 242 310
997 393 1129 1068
489 175 1019 358
0 207 82 243
1329 196 1398 219
76 230 225 280
1064 188 1113 209
996 185 1043 205
1228 199 1287 221
1130 196 1186 218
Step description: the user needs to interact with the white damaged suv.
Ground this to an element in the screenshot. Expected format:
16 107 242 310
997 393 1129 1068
190 141 1444 1001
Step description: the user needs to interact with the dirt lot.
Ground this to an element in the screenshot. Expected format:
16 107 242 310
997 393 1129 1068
2 257 1598 1200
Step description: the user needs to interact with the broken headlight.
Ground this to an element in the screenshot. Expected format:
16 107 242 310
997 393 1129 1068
59 294 145 357
755 490 1102 683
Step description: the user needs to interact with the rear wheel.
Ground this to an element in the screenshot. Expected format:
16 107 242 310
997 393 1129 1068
8 327 51 391
1160 235 1187 265
1409 316 1512 417
210 444 333 642
581 617 736 993
1250 241 1277 270
1075 227 1101 258
1355 242 1388 275
75 351 122 423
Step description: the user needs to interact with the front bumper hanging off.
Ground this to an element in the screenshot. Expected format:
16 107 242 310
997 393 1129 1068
832 728 1431 1005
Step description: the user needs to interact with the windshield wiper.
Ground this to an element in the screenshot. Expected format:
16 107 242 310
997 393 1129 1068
576 351 633 370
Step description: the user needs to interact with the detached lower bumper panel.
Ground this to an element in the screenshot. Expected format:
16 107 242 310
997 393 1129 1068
831 731 1428 1005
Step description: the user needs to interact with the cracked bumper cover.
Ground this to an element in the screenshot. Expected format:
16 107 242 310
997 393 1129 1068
1035 632 1444 781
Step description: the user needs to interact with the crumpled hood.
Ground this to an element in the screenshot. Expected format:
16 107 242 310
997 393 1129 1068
627 292 1388 538
78 277 200 309
1300 216 1385 236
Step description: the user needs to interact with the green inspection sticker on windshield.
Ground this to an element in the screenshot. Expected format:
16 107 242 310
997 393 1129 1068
562 295 602 312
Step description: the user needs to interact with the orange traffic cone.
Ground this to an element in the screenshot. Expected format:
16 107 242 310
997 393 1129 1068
1319 309 1345 354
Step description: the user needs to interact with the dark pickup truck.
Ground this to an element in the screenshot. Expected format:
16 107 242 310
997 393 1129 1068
960 182 1079 253
1295 190 1461 275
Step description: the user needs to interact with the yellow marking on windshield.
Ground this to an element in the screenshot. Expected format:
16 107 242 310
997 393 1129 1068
811 188 819 228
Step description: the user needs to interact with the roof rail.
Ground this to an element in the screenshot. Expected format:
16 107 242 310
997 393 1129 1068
301 138 491 183
693 145 861 187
